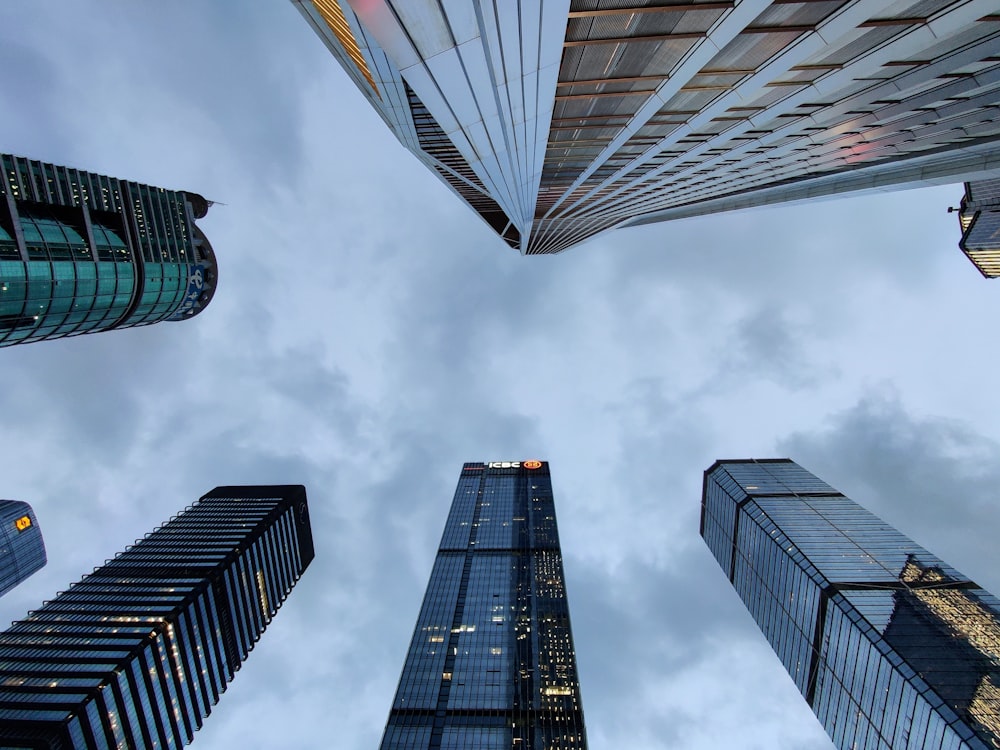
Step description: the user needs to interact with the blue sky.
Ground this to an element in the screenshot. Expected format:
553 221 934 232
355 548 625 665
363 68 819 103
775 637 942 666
1 3 999 748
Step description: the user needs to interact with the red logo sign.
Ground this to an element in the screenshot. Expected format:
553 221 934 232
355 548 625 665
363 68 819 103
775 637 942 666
523 460 542 470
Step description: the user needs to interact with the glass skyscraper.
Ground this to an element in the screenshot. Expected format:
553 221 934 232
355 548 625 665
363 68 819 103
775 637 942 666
955 178 1000 278
0 499 46 597
0 153 217 347
381 460 587 749
294 0 1000 255
0 485 314 749
702 458 1000 750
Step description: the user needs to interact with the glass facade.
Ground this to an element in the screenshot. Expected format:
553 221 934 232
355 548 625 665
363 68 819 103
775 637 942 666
381 461 587 749
0 154 217 347
702 459 1000 750
296 0 1000 255
0 500 46 598
0 485 314 749
957 179 1000 278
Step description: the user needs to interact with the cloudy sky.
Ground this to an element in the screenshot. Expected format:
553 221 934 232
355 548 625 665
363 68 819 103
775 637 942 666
2 3 1000 748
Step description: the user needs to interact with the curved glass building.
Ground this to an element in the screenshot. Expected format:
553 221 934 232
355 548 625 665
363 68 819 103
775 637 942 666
0 154 217 347
0 499 46 597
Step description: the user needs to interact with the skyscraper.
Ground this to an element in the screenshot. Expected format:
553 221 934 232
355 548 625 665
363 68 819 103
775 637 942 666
954 178 1000 278
381 460 587 749
0 153 217 347
0 485 314 748
293 1 1000 255
0 499 46 597
701 458 1000 750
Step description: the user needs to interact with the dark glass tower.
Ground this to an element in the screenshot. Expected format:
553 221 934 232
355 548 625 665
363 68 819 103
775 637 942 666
381 460 587 749
0 153 217 347
0 500 46 597
955 179 1000 279
702 459 1000 750
0 485 314 749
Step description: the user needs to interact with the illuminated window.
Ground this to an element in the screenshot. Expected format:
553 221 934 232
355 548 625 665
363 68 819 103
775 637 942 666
543 686 573 696
312 0 380 98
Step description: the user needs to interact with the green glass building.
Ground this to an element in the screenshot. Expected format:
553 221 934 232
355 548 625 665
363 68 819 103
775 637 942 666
0 154 216 347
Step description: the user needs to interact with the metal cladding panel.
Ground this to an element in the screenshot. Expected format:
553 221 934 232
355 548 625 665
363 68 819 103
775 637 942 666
702 459 1000 750
302 0 1000 256
380 461 588 749
292 0 418 145
0 486 313 749
301 1 571 251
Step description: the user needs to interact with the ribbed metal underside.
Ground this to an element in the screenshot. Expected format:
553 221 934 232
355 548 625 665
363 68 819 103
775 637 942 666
522 0 1000 253
302 0 1000 255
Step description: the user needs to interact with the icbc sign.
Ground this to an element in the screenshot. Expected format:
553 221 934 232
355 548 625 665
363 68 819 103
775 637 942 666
486 460 543 469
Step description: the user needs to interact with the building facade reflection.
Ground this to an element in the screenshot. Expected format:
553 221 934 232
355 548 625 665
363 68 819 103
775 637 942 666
702 458 1000 750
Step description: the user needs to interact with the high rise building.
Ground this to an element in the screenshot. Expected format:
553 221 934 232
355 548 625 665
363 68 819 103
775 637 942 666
0 153 217 347
294 0 1000 255
380 460 587 749
0 485 314 748
701 458 1000 750
0 500 46 597
954 178 1000 278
